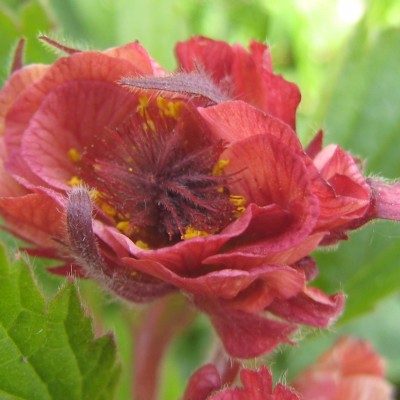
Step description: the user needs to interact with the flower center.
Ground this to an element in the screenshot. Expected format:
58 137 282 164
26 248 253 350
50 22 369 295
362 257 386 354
76 97 243 248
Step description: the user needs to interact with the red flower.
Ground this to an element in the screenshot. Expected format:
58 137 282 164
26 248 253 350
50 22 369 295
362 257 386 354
184 364 300 400
292 336 394 399
1 37 399 358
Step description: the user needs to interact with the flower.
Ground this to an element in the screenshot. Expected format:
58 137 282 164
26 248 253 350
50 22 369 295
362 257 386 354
292 336 394 399
1 37 400 358
184 364 300 400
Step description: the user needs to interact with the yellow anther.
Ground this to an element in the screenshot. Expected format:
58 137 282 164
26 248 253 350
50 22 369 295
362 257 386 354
135 240 150 250
147 119 156 132
181 226 209 240
116 221 131 234
67 148 81 163
89 189 100 200
213 159 230 176
67 176 83 186
230 194 247 216
101 202 117 217
157 97 182 119
136 96 150 117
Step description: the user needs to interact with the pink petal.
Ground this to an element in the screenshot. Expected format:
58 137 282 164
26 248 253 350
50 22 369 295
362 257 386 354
336 376 394 400
0 192 65 248
222 134 319 252
231 41 301 129
21 80 137 189
105 41 165 75
183 364 222 400
196 298 296 358
176 36 235 83
4 51 140 157
204 232 325 270
268 287 345 327
123 255 302 308
209 366 300 399
0 64 48 133
199 101 303 152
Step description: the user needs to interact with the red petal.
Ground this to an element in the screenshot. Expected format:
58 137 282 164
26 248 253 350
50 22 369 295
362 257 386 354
222 134 319 252
269 287 345 327
196 298 296 358
176 36 235 83
199 101 303 152
0 192 65 248
183 364 222 400
21 80 136 189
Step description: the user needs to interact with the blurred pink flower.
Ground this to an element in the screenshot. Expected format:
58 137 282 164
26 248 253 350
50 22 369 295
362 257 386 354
0 37 399 358
292 336 394 400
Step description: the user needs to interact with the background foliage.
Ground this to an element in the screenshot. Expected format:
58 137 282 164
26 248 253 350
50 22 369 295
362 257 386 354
0 0 399 398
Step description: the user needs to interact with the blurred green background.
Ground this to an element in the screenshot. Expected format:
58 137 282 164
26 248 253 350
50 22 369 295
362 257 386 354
1 0 400 398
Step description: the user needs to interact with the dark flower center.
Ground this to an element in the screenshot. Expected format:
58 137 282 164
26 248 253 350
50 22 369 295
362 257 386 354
76 97 241 248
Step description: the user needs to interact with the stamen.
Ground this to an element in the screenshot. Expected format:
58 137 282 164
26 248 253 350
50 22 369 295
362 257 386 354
67 176 83 186
68 148 82 163
79 99 238 247
181 226 210 240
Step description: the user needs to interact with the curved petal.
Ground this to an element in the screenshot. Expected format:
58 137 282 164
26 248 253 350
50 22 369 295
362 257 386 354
199 101 303 152
196 298 296 358
313 145 371 230
105 41 165 75
0 192 65 248
21 80 137 189
176 37 301 127
222 134 319 253
268 287 345 328
4 51 139 157
231 41 301 128
183 364 222 400
123 254 303 308
0 64 48 133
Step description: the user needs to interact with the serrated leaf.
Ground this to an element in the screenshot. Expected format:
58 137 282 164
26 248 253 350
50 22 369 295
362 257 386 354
0 243 120 400
313 26 400 321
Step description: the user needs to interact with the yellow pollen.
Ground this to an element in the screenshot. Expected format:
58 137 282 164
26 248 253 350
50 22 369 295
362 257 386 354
230 194 247 216
135 240 150 250
157 96 182 119
116 221 131 234
181 226 210 240
67 176 83 186
101 202 117 217
67 148 81 163
136 96 150 117
89 189 100 200
213 159 230 176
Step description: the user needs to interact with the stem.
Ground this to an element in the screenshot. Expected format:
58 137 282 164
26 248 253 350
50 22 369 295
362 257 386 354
132 294 196 400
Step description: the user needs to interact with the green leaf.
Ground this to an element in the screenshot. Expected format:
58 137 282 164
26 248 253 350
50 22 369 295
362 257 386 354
0 243 120 400
312 26 400 321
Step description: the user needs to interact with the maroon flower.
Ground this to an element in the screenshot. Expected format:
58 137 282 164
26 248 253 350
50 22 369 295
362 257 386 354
1 37 399 358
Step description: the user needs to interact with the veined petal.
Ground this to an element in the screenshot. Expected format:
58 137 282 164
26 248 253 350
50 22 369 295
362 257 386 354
21 80 137 189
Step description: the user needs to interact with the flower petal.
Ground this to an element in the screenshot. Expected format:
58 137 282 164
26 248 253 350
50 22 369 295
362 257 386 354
183 364 222 400
199 101 303 151
0 192 65 248
196 298 296 358
21 80 136 189
222 134 319 252
269 287 345 327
